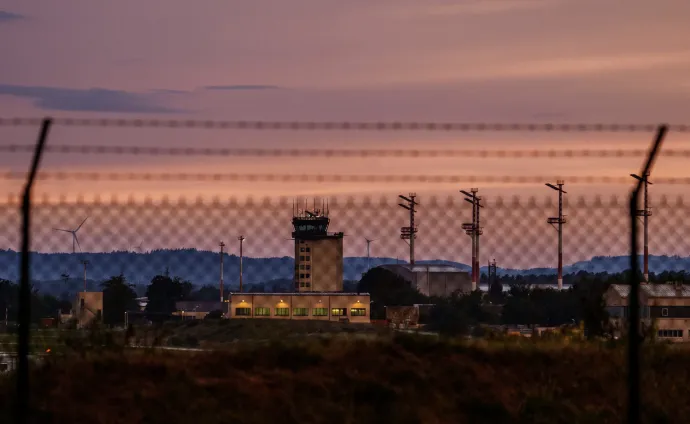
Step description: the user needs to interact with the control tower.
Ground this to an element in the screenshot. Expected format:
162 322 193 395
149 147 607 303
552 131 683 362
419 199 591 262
292 201 344 292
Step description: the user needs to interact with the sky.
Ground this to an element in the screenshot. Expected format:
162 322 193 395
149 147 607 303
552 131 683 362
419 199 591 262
1 0 690 263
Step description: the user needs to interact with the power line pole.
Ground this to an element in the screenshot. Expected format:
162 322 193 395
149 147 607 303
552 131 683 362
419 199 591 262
546 180 567 290
631 172 652 282
398 194 419 265
81 260 89 292
461 189 483 291
238 235 245 293
219 241 225 302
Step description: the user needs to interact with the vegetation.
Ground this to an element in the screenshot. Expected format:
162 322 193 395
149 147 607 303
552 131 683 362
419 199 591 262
0 335 688 423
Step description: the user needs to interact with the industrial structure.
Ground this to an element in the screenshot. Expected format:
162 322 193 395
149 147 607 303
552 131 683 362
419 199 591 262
605 282 690 342
398 193 418 265
228 292 371 323
291 201 344 292
377 264 472 297
488 258 498 293
546 180 567 290
72 291 103 328
631 172 652 282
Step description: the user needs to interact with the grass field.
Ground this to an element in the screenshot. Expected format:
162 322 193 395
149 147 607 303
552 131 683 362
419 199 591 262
0 333 688 424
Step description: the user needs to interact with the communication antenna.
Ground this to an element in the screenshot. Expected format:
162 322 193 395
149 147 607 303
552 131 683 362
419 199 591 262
398 193 419 265
630 172 652 282
461 189 483 291
546 180 567 290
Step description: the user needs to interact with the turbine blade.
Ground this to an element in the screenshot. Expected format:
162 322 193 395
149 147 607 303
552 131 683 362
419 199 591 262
53 228 70 232
75 216 89 232
74 235 82 252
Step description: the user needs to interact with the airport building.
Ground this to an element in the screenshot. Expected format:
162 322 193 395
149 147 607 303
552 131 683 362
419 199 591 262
377 264 472 297
228 292 370 323
292 203 344 292
605 282 690 342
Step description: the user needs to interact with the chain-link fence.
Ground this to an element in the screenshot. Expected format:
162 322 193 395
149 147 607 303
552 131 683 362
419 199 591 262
1 117 683 422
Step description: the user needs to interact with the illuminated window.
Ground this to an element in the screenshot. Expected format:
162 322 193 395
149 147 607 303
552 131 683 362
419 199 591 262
313 308 328 316
658 329 683 338
235 308 251 316
255 307 270 316
275 308 289 316
293 308 308 316
300 247 305 252
331 308 347 316
351 308 366 316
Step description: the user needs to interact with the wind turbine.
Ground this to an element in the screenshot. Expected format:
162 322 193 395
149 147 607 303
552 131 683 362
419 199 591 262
53 217 88 253
364 237 378 273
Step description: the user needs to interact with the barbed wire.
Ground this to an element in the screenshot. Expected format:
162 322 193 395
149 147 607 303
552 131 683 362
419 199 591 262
4 144 690 159
2 171 690 185
0 117 685 132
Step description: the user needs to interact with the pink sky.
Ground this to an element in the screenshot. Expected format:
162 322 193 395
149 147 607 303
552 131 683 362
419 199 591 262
1 1 690 264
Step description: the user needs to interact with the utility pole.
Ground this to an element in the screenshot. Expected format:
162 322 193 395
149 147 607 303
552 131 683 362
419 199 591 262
398 194 419 265
461 189 483 291
631 172 652 282
546 180 567 290
81 260 89 292
238 235 245 293
488 258 497 293
219 241 225 302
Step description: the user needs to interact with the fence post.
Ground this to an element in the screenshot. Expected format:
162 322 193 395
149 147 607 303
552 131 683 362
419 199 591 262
17 118 52 424
628 124 667 424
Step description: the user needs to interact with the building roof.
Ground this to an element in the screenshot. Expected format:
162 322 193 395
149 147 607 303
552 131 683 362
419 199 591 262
611 283 690 298
228 292 369 297
379 264 470 274
175 301 225 312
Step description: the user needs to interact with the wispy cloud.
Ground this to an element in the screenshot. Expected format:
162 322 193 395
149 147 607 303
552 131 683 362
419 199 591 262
204 85 282 91
421 0 563 16
0 84 180 113
0 10 25 23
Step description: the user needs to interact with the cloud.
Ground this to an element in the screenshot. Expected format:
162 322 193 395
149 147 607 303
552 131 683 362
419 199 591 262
419 0 562 17
204 85 282 91
0 84 180 113
0 11 24 22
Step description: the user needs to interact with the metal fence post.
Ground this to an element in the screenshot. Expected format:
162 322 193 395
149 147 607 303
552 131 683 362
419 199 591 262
17 118 52 423
628 124 667 424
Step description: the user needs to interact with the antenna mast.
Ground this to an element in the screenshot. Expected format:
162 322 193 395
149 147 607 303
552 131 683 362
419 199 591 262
398 193 419 265
546 180 567 290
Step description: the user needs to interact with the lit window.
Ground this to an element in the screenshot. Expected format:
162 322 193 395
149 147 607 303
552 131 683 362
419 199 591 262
331 308 347 316
293 308 308 316
235 308 251 316
351 308 366 316
275 308 290 316
313 308 328 316
255 307 270 316
300 247 305 252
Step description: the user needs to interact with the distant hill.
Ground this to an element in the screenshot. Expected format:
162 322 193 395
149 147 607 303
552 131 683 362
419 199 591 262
2 249 689 294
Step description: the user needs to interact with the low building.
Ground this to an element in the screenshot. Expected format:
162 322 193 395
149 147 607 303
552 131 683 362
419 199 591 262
385 304 435 329
73 292 103 328
605 283 690 342
377 264 472 297
173 301 227 320
228 292 370 323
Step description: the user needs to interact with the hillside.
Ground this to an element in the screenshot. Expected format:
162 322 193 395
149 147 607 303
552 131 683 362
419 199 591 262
0 336 687 423
2 249 689 290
